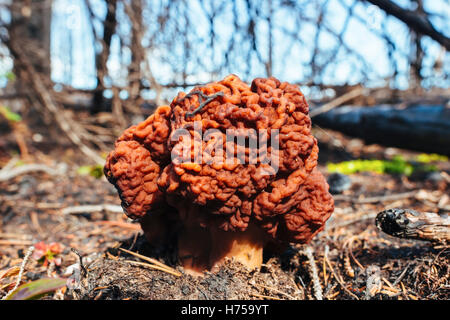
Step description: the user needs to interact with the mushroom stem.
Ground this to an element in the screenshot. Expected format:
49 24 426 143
177 222 266 275
178 225 211 275
209 223 266 272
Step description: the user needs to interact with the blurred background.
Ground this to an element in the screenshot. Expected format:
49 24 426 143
0 0 449 163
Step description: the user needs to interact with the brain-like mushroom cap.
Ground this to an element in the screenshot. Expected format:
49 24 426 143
104 74 334 244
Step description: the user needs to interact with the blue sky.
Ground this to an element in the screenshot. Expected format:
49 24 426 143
2 0 449 93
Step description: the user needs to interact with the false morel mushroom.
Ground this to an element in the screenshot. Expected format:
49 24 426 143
104 75 334 274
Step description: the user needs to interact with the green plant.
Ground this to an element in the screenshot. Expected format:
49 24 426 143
416 153 448 163
0 71 16 83
32 242 63 267
326 153 443 176
4 278 66 300
0 105 22 122
77 164 104 178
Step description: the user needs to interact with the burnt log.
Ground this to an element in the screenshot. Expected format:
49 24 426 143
312 104 450 155
376 208 450 243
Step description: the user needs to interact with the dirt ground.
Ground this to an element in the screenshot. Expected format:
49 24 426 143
0 118 448 300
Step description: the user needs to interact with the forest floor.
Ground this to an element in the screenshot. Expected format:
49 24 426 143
0 115 448 300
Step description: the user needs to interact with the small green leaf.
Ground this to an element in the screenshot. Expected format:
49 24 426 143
77 164 104 179
14 160 26 167
6 72 15 81
77 165 92 175
0 106 22 122
5 278 66 300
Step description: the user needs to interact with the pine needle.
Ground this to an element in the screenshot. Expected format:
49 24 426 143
119 248 181 276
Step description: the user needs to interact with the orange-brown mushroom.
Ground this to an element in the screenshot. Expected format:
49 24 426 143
104 75 334 274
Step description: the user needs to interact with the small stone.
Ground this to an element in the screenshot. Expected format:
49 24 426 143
181 285 190 295
327 173 352 194
425 171 444 183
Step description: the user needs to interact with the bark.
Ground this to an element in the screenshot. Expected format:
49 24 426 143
376 208 450 243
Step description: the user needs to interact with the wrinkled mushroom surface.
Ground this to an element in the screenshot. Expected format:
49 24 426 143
104 75 334 273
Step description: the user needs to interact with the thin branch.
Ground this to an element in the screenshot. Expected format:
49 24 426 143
332 191 417 204
365 0 450 50
61 204 123 215
310 87 366 117
304 246 323 300
1 246 34 300
0 163 67 182
6 39 104 164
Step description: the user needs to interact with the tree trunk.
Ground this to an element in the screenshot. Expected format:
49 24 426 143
312 104 450 155
409 0 424 90
128 0 144 102
9 0 52 83
91 0 117 114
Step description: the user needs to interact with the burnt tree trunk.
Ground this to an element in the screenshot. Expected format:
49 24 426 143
6 0 53 125
91 0 117 114
408 0 424 90
127 0 144 103
312 104 450 155
9 0 52 86
376 208 450 243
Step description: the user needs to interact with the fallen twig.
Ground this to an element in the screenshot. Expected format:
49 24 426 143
0 163 67 182
376 208 450 243
1 246 34 300
333 191 416 204
250 292 283 300
323 245 359 300
381 277 398 292
119 248 181 276
0 233 32 240
70 248 87 278
323 247 328 287
94 221 141 231
252 283 296 300
0 157 19 171
61 204 123 215
343 236 365 271
0 240 34 246
304 246 323 300
125 260 181 277
310 87 366 117
393 264 411 286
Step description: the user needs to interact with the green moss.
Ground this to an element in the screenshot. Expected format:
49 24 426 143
327 153 443 176
416 153 448 163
